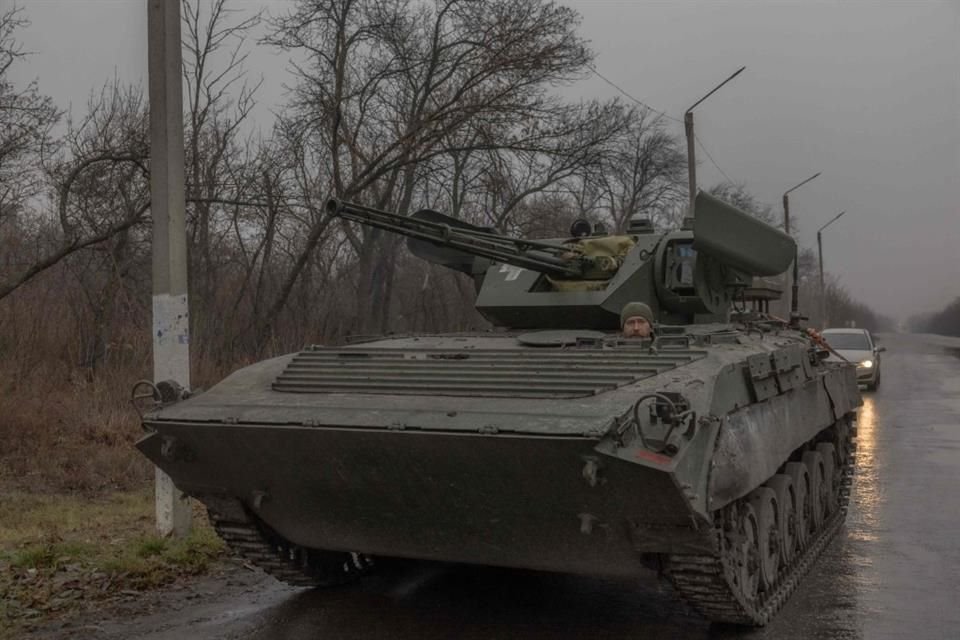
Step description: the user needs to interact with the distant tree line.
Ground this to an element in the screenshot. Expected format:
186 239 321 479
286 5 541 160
909 298 960 337
818 280 896 333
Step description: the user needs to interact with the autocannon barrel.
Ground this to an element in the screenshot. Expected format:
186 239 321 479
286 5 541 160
326 198 586 278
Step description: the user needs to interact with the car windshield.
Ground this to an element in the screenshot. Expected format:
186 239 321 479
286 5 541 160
823 332 871 350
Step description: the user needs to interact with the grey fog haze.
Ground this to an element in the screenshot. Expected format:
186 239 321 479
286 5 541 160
10 0 959 320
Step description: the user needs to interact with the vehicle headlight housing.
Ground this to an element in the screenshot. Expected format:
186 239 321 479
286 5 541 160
858 359 874 369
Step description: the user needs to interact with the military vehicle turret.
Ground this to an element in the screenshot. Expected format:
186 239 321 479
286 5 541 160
136 192 860 626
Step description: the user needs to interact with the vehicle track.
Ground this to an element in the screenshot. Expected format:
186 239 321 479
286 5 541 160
665 415 857 625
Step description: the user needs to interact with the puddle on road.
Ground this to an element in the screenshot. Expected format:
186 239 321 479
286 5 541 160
853 397 883 533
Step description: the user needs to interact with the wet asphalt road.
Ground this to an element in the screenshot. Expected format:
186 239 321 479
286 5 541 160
52 332 960 639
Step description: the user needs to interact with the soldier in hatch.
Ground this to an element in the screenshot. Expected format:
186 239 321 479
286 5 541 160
620 301 655 339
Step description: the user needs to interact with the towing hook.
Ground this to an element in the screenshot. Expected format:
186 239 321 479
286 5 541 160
130 379 189 423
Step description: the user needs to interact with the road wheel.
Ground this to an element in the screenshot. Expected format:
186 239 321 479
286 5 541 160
816 443 839 515
764 474 796 564
726 502 761 603
748 487 780 592
209 506 375 588
802 451 827 530
784 461 811 550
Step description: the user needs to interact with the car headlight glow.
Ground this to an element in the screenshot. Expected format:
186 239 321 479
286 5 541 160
858 359 874 369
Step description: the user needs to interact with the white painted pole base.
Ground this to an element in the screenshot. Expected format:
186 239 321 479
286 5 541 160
156 467 192 538
152 292 192 537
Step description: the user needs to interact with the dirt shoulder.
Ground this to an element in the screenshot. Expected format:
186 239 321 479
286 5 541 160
23 558 290 640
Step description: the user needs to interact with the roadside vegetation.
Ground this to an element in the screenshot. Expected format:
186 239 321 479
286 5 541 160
909 297 960 337
0 492 223 637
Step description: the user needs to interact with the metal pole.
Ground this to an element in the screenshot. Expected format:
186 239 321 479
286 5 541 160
781 172 821 323
782 193 791 235
816 210 846 330
791 240 800 321
685 111 696 215
782 192 795 321
148 0 191 537
817 230 825 328
684 66 746 218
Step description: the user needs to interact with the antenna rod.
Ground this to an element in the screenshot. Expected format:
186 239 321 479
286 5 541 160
684 66 747 216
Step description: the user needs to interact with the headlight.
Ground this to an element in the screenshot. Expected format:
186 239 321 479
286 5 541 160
858 359 874 369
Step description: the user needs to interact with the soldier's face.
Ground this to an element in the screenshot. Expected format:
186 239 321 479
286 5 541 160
623 316 652 338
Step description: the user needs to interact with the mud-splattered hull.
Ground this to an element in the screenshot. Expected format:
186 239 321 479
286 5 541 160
138 421 714 577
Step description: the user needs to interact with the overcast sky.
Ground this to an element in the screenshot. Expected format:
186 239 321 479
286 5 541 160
9 0 959 320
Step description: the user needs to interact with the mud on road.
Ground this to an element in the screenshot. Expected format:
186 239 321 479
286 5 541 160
28 560 287 640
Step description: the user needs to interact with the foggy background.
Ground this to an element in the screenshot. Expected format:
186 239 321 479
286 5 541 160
9 0 959 320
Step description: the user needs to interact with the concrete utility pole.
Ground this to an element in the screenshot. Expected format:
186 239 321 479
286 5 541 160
782 172 821 323
817 210 846 329
147 0 192 537
684 66 746 216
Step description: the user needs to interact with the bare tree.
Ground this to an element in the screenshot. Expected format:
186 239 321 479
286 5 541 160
181 0 262 343
588 108 687 232
265 0 609 333
0 80 149 303
46 81 151 368
466 101 633 232
0 7 61 232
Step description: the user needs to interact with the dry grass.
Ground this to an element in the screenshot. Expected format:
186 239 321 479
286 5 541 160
0 490 153 546
0 491 224 638
0 265 247 495
0 302 240 639
0 267 354 636
0 358 154 493
0 299 234 636
0 333 240 494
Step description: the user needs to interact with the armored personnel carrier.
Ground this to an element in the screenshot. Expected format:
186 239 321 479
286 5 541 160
136 192 860 626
